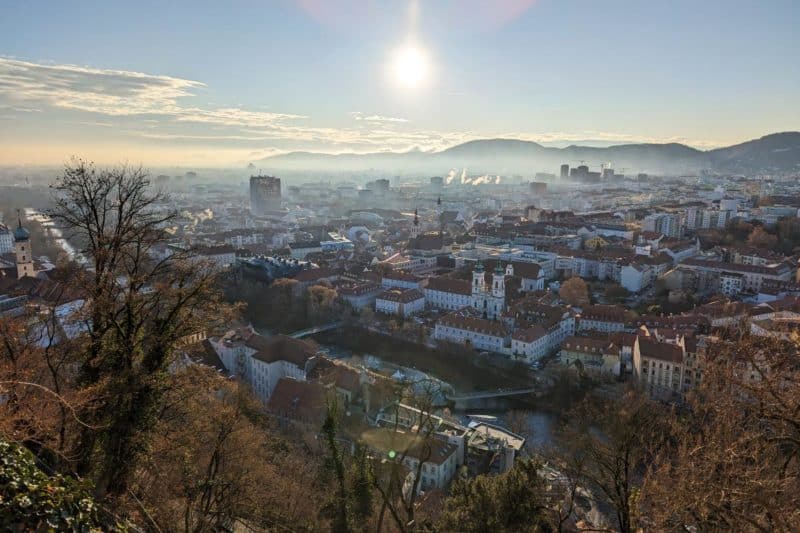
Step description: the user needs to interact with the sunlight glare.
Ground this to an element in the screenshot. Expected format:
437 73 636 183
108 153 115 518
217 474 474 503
392 44 430 89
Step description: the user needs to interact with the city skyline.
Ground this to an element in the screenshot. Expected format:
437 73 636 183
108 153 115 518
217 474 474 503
1 0 798 166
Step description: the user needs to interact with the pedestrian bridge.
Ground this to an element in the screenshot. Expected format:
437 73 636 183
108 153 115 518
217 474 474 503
288 322 343 339
447 387 541 402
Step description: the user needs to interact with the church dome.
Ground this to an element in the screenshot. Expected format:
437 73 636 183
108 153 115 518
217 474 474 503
14 224 30 242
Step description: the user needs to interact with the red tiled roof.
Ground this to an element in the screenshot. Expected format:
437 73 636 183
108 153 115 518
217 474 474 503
382 271 423 283
580 304 627 322
639 338 683 364
409 234 447 251
293 267 341 282
378 288 425 303
483 259 541 280
247 334 317 367
337 281 381 296
512 325 546 342
266 378 327 423
425 277 472 295
562 335 616 355
439 313 508 337
310 360 361 393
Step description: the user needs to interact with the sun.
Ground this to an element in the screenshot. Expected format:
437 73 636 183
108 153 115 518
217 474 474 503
391 44 430 89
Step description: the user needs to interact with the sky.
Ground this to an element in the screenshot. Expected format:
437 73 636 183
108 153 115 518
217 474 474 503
0 0 798 167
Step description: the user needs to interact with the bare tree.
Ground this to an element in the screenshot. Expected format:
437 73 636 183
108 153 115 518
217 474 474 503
329 377 443 533
49 160 229 498
641 334 800 531
559 389 665 533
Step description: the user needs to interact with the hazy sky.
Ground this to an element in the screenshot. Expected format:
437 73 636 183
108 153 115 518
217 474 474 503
1 0 798 166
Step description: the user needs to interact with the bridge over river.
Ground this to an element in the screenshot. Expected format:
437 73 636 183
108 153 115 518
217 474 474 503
287 322 343 339
446 385 547 409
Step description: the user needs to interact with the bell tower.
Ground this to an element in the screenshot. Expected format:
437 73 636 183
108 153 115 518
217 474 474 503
472 261 486 295
14 212 33 280
492 263 505 298
410 208 420 239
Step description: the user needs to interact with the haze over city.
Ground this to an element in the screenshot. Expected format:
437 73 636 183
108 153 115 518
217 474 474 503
1 0 798 167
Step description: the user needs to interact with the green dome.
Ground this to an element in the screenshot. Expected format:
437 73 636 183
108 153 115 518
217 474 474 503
14 225 30 242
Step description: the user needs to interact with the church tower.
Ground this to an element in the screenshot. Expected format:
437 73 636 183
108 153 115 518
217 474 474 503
492 263 505 298
436 197 444 238
472 261 486 295
410 208 420 239
14 214 33 280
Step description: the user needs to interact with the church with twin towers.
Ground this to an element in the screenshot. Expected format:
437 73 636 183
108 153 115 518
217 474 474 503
471 260 507 320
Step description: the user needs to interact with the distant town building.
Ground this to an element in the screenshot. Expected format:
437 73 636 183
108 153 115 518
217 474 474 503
375 288 425 317
250 175 281 216
0 224 13 254
529 181 547 195
434 310 508 353
209 331 320 405
643 213 683 238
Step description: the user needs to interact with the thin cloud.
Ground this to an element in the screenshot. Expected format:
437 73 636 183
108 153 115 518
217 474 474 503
77 121 114 127
0 103 41 112
0 57 724 162
0 57 300 128
351 111 409 124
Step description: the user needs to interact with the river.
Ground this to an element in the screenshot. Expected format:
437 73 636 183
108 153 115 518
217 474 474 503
316 340 560 451
24 208 85 264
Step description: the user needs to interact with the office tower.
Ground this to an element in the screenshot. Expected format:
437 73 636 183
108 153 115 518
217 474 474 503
250 175 281 216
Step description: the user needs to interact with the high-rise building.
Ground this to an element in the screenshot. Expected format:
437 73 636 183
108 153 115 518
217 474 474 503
570 165 590 180
529 181 547 195
374 179 390 193
249 175 281 216
643 213 683 238
560 164 569 179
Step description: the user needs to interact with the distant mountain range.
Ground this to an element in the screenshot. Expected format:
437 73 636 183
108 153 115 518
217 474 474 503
255 132 800 176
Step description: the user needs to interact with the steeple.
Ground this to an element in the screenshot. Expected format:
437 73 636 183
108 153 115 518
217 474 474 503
410 208 420 239
14 210 33 279
13 209 30 242
492 262 505 298
472 261 486 295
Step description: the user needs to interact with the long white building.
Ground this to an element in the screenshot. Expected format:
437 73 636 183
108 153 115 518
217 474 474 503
434 310 509 354
424 277 472 311
209 330 319 404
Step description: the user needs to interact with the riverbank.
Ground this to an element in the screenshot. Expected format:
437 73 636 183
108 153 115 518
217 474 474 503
314 326 608 403
313 326 535 393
